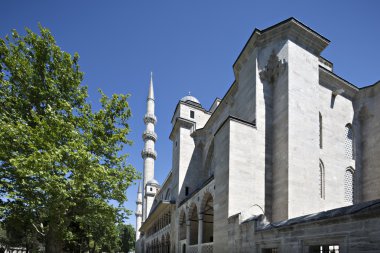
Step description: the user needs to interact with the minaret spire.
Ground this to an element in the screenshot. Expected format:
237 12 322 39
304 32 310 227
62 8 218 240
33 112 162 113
141 73 158 222
138 181 142 193
148 72 154 100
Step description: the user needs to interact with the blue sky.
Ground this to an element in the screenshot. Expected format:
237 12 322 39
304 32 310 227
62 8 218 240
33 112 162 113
2 1 379 227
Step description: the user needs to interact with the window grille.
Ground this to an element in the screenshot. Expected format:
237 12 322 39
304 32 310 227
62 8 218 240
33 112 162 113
344 168 354 203
190 110 195 119
319 112 323 149
344 124 353 159
319 160 325 199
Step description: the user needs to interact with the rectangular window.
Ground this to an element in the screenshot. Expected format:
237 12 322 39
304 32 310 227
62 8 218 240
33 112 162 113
309 245 340 253
190 110 195 119
185 186 189 196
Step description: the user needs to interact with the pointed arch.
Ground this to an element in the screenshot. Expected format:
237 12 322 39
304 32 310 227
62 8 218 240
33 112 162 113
200 192 214 243
188 203 199 245
161 234 165 253
344 167 355 204
165 233 170 253
319 159 325 199
179 209 187 241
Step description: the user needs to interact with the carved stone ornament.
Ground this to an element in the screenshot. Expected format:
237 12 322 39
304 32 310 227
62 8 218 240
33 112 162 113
259 50 287 84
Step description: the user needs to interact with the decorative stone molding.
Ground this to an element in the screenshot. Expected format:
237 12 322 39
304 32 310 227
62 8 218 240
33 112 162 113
141 148 157 159
144 113 157 124
143 130 158 141
145 190 156 197
259 50 287 84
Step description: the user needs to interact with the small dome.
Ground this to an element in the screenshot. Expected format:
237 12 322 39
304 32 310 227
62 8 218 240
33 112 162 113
147 179 159 186
181 95 200 104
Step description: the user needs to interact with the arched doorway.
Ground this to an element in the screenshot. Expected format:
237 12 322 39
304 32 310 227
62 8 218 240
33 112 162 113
165 233 170 253
179 210 187 241
189 204 198 245
201 193 214 243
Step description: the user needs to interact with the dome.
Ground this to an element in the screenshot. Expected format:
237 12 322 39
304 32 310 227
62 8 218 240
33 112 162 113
147 179 160 186
181 95 200 104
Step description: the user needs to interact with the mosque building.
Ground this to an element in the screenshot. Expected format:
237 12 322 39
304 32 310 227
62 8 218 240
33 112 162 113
135 18 380 253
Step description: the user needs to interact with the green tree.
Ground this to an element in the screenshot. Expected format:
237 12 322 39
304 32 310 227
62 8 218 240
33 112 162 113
0 25 138 253
118 224 135 253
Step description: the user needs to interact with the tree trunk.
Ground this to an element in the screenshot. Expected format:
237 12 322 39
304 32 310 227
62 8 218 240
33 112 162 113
90 242 96 253
45 224 64 253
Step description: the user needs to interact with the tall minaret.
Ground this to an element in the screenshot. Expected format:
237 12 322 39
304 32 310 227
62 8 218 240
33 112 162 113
135 182 142 239
141 73 157 221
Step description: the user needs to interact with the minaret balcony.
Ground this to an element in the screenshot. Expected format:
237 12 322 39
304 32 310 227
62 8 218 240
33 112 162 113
135 210 142 216
142 130 157 141
144 113 157 124
141 148 157 159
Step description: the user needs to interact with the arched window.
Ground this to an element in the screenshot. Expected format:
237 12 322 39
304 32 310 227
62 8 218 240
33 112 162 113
344 168 354 204
319 160 325 199
319 112 323 149
165 234 170 253
344 124 354 159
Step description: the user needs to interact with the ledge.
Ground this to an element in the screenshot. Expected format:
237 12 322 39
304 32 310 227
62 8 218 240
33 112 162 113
144 113 157 124
142 130 157 141
233 18 330 80
214 115 256 138
141 148 157 160
255 198 380 231
169 117 196 140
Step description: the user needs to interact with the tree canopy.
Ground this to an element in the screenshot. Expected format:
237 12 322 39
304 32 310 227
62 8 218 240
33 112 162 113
0 25 138 252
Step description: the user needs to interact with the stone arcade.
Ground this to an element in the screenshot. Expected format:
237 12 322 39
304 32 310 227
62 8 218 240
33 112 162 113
135 18 380 253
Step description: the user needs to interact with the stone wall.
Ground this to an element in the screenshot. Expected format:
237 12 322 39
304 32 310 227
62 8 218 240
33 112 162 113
355 82 380 202
228 200 380 253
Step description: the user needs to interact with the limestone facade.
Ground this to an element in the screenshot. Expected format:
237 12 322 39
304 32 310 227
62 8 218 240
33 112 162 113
135 18 380 253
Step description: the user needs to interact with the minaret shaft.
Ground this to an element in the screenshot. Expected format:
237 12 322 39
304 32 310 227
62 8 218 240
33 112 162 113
135 182 142 239
141 73 157 221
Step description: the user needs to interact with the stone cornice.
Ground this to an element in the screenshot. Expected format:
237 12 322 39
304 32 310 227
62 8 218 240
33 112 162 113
169 117 196 141
197 80 238 135
319 66 359 99
233 18 330 81
170 101 211 125
214 115 257 138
